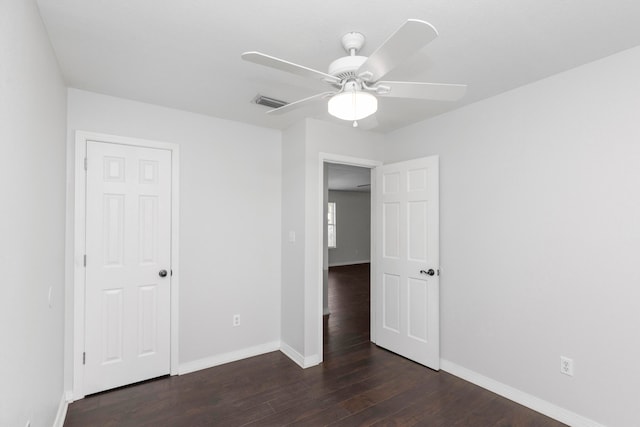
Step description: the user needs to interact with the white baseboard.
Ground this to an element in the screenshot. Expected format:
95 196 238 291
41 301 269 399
440 359 604 427
52 391 70 427
304 354 321 368
279 342 305 368
328 260 370 267
279 342 321 369
178 341 280 375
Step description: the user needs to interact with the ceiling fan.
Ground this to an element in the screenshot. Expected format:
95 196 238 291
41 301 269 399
242 19 467 127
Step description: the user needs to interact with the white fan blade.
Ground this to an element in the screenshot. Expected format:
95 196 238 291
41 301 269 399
242 51 340 84
356 19 439 83
376 81 467 101
266 91 335 115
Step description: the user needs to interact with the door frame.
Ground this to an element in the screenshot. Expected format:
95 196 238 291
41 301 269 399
72 131 180 400
317 153 382 361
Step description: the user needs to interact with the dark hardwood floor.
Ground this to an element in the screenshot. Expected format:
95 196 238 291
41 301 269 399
65 263 566 426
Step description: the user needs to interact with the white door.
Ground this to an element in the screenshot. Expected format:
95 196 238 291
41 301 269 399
375 156 440 369
84 141 172 394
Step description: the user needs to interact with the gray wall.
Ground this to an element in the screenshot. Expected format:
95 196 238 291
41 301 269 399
280 121 306 358
384 45 640 427
66 89 282 380
279 119 383 365
0 1 67 425
328 190 371 266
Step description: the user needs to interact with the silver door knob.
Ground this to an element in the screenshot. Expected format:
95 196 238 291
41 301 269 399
420 269 435 276
159 269 168 278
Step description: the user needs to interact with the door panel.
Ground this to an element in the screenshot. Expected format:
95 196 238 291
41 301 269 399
138 284 159 356
408 201 428 262
84 141 172 395
407 277 428 342
375 156 439 369
383 203 400 258
102 288 124 364
382 273 401 333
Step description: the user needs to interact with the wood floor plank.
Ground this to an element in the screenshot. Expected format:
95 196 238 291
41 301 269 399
65 263 567 427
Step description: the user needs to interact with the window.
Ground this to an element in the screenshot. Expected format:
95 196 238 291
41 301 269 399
328 202 336 248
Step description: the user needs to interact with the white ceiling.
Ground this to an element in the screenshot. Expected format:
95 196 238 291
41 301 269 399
36 0 640 133
327 164 371 192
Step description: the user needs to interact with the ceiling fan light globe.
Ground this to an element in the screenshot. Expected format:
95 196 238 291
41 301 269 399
328 91 377 121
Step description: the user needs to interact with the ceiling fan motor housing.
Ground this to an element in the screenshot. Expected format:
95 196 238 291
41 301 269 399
328 55 367 81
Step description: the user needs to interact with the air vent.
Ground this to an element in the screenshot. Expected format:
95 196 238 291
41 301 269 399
253 94 288 109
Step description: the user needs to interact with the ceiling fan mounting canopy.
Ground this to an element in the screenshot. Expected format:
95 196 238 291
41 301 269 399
341 32 366 53
241 19 467 126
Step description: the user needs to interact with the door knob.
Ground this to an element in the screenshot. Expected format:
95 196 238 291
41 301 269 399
420 269 435 276
159 269 168 278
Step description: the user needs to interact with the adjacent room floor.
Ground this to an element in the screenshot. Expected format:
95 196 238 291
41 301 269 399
64 263 566 426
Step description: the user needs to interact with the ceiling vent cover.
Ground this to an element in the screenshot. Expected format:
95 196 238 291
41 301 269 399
253 94 288 109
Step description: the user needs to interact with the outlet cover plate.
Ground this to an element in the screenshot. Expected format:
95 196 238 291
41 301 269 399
560 356 574 376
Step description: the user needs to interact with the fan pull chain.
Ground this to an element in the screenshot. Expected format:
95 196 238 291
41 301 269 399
352 83 357 123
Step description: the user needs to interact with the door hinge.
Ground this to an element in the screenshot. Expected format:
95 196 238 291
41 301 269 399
171 269 173 277
84 157 87 170
83 254 86 267
82 352 86 365
437 269 440 276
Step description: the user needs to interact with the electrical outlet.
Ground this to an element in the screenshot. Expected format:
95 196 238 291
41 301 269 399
233 314 240 327
560 356 574 376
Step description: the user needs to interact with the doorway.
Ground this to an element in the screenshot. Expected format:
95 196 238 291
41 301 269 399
322 161 375 357
318 154 440 370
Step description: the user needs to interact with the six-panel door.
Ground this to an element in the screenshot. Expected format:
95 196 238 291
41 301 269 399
84 141 172 395
375 156 440 369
